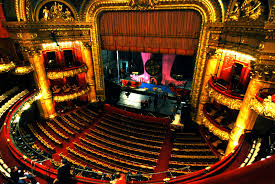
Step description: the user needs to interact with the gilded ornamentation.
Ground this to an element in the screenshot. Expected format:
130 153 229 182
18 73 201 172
53 87 90 102
21 46 42 57
128 0 157 9
31 33 38 39
85 0 220 111
0 62 16 73
229 125 244 145
14 66 33 75
201 112 230 140
40 2 74 22
17 33 23 39
205 83 243 110
250 62 275 82
47 64 87 80
249 97 275 120
227 0 263 21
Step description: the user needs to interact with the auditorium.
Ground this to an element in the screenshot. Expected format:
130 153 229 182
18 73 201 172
0 0 274 183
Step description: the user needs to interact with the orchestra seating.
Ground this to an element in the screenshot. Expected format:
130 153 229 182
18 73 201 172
169 131 219 176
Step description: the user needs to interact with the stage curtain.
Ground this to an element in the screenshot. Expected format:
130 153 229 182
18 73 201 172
99 10 201 55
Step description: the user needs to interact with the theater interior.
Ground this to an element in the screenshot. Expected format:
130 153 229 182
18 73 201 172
0 0 274 183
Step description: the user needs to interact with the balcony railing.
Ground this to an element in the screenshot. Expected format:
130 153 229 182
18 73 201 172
205 77 244 110
53 86 90 102
249 88 275 120
47 64 87 80
201 105 230 141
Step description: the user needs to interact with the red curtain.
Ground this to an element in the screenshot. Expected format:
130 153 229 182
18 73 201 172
99 10 201 55
0 4 9 38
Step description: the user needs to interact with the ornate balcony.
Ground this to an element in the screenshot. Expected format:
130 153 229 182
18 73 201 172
205 77 244 110
249 88 275 120
53 86 90 102
47 64 87 80
0 61 15 73
201 104 230 141
14 65 33 75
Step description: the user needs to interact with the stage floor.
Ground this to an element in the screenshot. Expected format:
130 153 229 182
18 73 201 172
116 91 178 116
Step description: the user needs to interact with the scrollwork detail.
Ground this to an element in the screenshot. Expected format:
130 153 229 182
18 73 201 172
205 83 243 110
249 97 275 120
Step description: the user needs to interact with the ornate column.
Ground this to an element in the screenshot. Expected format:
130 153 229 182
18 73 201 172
225 62 273 155
25 46 57 119
196 52 220 123
81 42 97 102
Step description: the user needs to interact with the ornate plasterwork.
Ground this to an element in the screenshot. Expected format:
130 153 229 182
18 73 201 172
53 87 90 102
14 65 33 75
250 62 275 82
0 62 16 73
250 97 275 120
128 0 158 9
227 0 263 21
201 112 230 140
34 0 79 22
205 83 243 110
47 64 88 80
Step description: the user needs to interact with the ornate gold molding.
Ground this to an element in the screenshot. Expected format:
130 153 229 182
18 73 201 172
53 87 90 102
227 0 263 21
21 46 42 57
47 64 88 80
85 0 221 110
14 65 33 75
34 0 79 22
201 112 230 141
205 83 243 110
128 0 158 9
250 97 275 120
0 62 16 73
250 62 275 82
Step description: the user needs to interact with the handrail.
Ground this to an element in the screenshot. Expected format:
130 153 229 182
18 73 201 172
209 77 244 100
202 105 231 133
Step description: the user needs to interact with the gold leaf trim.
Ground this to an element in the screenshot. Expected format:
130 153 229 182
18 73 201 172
0 62 16 73
14 66 33 75
53 87 90 102
47 65 87 80
249 97 275 120
205 83 243 110
201 111 230 140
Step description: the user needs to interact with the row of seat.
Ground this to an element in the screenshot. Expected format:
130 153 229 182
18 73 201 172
46 121 69 141
104 112 166 132
80 137 157 162
74 142 154 173
36 121 63 145
83 133 159 159
67 147 121 173
0 90 29 119
96 123 163 146
27 123 56 152
100 119 164 141
0 87 19 104
88 129 161 152
76 140 155 169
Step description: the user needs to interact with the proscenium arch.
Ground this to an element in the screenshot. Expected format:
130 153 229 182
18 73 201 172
34 0 79 21
85 0 221 116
